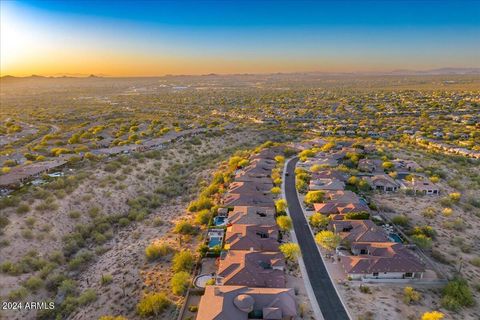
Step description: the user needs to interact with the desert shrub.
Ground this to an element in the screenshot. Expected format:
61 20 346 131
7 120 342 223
403 286 421 304
391 215 409 227
69 211 81 219
411 234 433 249
449 192 461 202
145 242 172 261
0 196 20 209
441 278 474 311
359 285 371 294
421 311 444 320
442 208 453 217
470 257 480 268
194 209 212 225
171 271 190 295
77 289 97 306
136 292 171 317
0 215 10 230
16 203 30 214
276 216 292 231
412 225 436 238
187 197 213 212
172 250 195 272
98 316 128 320
422 207 436 219
8 288 28 301
279 243 301 261
188 305 199 312
173 220 196 235
68 250 94 271
344 211 370 220
100 274 113 285
24 276 44 291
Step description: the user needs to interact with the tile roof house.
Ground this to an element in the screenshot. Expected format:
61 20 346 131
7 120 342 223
329 220 390 243
358 159 383 173
228 206 277 226
340 242 425 279
411 178 440 195
364 174 400 192
223 192 274 207
392 159 421 172
197 285 297 320
228 181 273 194
311 170 347 182
309 178 345 191
314 202 369 215
225 224 280 252
217 250 286 288
324 190 360 203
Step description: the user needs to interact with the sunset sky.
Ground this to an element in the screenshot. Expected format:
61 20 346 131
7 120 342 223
1 0 479 77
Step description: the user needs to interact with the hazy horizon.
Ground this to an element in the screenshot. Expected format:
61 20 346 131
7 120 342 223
1 0 480 77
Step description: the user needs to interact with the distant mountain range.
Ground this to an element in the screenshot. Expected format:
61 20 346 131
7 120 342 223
1 68 479 81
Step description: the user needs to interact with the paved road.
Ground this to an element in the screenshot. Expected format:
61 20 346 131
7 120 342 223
285 158 350 320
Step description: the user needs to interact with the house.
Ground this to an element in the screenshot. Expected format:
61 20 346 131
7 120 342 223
228 181 273 194
311 170 347 182
365 174 400 192
309 178 345 191
411 178 439 195
197 285 297 320
0 159 68 189
358 159 383 173
228 206 277 226
392 159 420 172
340 242 425 280
314 202 370 216
324 190 360 203
329 220 390 243
298 157 338 168
223 192 274 208
217 250 286 287
225 224 280 252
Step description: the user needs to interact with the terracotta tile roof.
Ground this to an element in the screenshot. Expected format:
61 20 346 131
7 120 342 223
341 243 425 274
228 206 276 226
330 220 390 243
223 192 274 207
225 224 280 252
197 285 297 320
218 250 286 288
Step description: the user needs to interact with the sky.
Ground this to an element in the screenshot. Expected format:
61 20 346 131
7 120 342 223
1 0 479 77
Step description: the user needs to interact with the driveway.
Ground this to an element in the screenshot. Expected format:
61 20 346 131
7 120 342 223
284 157 350 320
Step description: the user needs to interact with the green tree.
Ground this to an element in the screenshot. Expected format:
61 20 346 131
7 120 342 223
136 292 171 317
315 231 341 251
309 213 329 229
403 286 421 304
276 216 292 231
275 199 287 214
171 271 190 295
305 191 325 204
441 278 474 311
172 250 195 272
279 243 301 261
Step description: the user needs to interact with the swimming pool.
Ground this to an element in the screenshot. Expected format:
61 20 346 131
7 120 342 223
214 216 227 226
389 233 403 243
208 237 222 248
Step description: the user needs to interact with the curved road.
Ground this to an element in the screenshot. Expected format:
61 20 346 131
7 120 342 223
285 158 350 320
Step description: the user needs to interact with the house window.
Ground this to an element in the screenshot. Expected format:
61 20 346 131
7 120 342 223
373 272 379 277
405 272 413 278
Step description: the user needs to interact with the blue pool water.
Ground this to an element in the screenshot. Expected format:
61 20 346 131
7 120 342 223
208 237 222 248
214 216 226 226
389 233 403 243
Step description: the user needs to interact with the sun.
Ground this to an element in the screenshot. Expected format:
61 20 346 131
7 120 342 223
0 3 38 75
